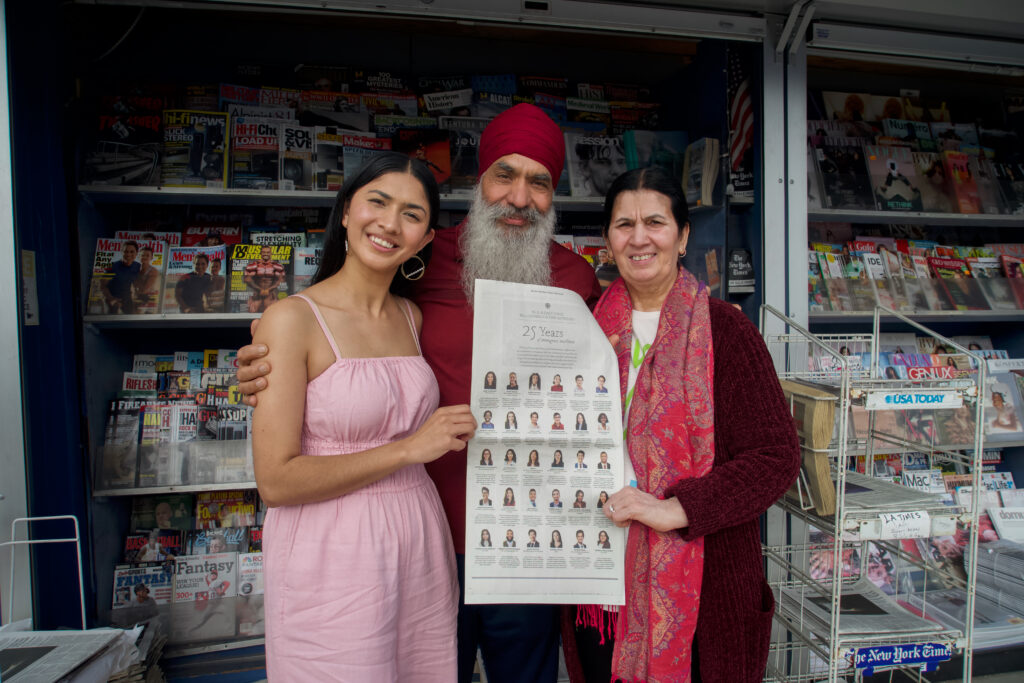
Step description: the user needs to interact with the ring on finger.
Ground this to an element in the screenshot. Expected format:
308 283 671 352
608 504 615 513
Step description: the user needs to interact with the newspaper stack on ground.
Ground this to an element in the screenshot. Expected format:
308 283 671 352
0 628 138 682
780 579 944 636
464 279 626 606
108 620 168 683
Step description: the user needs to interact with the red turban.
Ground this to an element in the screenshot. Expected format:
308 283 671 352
478 103 564 184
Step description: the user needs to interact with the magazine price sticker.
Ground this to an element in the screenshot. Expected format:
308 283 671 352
464 279 626 606
850 643 953 675
865 390 962 411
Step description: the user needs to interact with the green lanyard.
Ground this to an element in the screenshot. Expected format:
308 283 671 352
623 335 651 437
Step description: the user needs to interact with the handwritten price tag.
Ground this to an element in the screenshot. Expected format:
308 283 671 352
879 510 930 539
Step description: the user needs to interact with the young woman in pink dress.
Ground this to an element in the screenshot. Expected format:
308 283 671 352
252 153 476 681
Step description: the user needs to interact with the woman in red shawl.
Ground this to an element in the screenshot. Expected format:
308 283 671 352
561 167 799 682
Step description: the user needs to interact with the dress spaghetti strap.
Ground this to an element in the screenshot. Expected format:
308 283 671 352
399 298 422 356
293 294 342 362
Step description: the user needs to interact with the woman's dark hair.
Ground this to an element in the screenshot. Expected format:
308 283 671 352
315 152 442 296
601 167 690 239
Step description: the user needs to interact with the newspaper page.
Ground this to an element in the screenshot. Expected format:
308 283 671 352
0 629 129 682
465 279 626 605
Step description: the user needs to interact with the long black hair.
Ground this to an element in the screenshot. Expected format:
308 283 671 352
314 152 442 297
601 166 690 239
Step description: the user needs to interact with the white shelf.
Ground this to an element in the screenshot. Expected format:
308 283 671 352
83 313 259 329
808 209 1024 227
94 481 257 497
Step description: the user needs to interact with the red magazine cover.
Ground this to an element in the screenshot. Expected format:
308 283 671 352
1000 254 1024 308
928 256 989 310
942 151 981 214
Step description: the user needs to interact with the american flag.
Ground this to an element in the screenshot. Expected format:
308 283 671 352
728 48 754 173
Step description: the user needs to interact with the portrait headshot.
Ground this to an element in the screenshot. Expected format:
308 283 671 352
527 449 541 467
574 375 585 392
480 410 494 429
574 530 587 549
574 413 588 431
551 413 564 430
528 488 537 507
506 372 519 390
598 530 611 549
597 451 610 469
528 372 542 391
550 489 562 507
480 448 493 466
551 450 564 468
480 529 492 547
574 450 587 469
550 374 563 392
597 491 609 509
503 487 516 507
595 375 608 393
596 413 609 432
528 411 540 430
484 371 497 390
504 411 518 430
527 529 540 547
503 529 516 548
479 487 492 506
550 530 563 548
573 490 587 508
504 448 517 464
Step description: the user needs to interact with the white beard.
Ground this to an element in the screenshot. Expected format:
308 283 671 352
459 185 556 300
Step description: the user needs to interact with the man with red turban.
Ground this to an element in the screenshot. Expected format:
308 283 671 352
237 103 601 683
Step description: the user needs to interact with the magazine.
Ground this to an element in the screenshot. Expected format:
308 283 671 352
228 244 292 313
162 245 228 314
195 490 259 529
565 133 627 198
278 123 315 191
86 238 164 315
229 117 279 190
172 552 238 602
112 564 173 609
130 494 194 531
238 552 264 597
160 110 229 187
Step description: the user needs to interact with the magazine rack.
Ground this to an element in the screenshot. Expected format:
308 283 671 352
760 305 985 682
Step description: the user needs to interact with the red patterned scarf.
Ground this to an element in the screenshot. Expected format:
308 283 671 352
592 268 715 682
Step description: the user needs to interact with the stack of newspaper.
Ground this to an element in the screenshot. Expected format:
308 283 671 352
108 620 167 683
780 579 944 637
905 586 1024 651
968 540 1024 618
840 471 947 513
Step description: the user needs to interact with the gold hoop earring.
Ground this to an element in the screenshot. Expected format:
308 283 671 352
680 248 687 258
400 254 426 281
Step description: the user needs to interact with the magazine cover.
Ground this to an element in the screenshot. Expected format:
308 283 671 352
983 374 1024 443
114 229 181 247
228 244 292 313
966 256 1017 310
971 156 1007 215
392 128 452 191
341 133 392 180
864 145 923 211
160 110 229 187
928 256 989 310
86 238 163 315
990 162 1024 215
296 90 370 131
814 139 874 210
565 133 627 198
911 152 956 213
880 118 935 151
196 490 259 529
187 527 250 555
942 151 981 214
172 552 239 602
447 127 482 194
293 246 321 293
278 123 315 191
934 406 978 447
124 529 183 563
229 117 279 190
313 127 346 191
238 552 264 597
99 397 145 489
930 122 979 151
162 245 228 314
83 90 166 186
131 494 194 531
623 130 687 179
112 564 174 609
181 223 242 247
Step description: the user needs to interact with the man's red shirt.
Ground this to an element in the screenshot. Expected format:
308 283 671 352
412 221 602 553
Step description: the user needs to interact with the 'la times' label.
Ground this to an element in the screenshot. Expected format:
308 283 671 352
865 390 962 411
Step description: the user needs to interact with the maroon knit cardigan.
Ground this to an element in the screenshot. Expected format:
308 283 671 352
561 298 801 683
